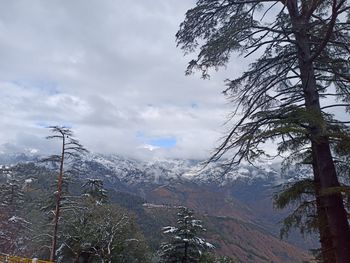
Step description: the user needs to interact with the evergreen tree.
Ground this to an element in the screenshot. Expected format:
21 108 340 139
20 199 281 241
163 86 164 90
274 149 350 262
177 1 350 261
57 179 150 263
158 207 214 263
0 163 62 259
43 126 88 262
0 166 28 254
82 178 108 205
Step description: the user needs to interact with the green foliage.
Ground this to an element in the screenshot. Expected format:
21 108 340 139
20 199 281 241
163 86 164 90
0 162 152 262
177 1 350 261
333 136 350 184
273 175 350 240
274 179 315 209
158 207 214 263
199 252 236 263
274 179 318 239
53 177 151 262
58 203 150 263
216 256 236 263
176 0 350 165
0 166 28 254
82 178 108 204
199 252 217 263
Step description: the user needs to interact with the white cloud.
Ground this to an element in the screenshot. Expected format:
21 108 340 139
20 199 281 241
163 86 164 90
0 0 243 160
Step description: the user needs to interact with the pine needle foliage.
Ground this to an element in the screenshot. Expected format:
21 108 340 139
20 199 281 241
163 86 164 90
159 207 214 263
274 179 318 238
177 1 350 261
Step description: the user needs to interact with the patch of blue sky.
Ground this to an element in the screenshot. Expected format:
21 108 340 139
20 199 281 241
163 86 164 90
35 121 50 128
149 137 177 148
136 131 177 148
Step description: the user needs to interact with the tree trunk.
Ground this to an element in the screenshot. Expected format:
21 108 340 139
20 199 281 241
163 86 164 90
286 2 350 262
50 136 65 262
296 28 350 263
183 242 188 263
312 153 336 262
311 140 350 263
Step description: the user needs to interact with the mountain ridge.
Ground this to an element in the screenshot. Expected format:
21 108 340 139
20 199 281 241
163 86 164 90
0 152 316 262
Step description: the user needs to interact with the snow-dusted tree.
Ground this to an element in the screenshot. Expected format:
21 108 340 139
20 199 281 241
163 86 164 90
57 179 150 263
58 178 109 263
59 209 147 263
0 166 29 254
0 166 24 211
82 178 108 205
159 207 214 263
44 126 88 262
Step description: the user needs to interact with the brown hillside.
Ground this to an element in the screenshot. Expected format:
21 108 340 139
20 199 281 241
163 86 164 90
144 182 314 263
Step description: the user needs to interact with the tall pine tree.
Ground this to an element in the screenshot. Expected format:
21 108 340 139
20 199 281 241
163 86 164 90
177 1 350 261
43 126 87 262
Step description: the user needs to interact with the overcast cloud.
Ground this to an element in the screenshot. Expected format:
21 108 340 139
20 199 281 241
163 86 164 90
0 0 250 160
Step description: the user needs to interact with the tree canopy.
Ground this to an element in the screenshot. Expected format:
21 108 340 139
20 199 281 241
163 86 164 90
177 0 350 166
177 0 350 262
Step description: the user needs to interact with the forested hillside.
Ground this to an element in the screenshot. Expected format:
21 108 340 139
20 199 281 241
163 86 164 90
0 155 312 262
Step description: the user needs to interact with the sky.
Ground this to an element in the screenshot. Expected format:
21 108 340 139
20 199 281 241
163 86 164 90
0 0 247 160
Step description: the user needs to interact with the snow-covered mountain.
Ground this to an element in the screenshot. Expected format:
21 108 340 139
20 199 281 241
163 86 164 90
0 152 312 187
75 153 285 186
0 152 317 256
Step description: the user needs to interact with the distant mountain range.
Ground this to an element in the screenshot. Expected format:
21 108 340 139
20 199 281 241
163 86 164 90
0 152 316 262
0 152 311 186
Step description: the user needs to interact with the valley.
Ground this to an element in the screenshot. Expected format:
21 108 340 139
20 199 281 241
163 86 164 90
0 153 316 262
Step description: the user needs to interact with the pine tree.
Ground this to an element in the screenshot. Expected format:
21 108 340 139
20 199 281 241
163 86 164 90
82 178 108 205
0 166 29 254
176 1 350 261
57 179 150 263
274 146 350 262
43 126 88 262
159 207 214 263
